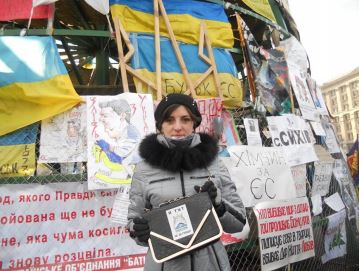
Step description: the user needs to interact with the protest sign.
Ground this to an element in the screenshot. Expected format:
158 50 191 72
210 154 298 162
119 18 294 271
244 118 262 146
254 197 315 271
321 209 347 263
225 145 297 207
267 115 318 166
86 93 156 190
288 66 318 121
322 120 341 154
290 164 307 197
324 192 345 212
39 102 87 163
306 77 329 116
311 161 334 197
310 121 326 136
0 182 146 271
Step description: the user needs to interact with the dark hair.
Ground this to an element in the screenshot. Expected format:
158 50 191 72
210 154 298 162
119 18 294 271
159 104 201 131
154 93 202 130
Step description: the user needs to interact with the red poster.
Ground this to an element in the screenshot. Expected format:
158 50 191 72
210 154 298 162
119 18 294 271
0 0 51 21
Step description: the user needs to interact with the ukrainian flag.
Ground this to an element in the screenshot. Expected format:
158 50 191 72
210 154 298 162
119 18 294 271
0 123 38 177
0 36 82 136
110 0 234 48
130 34 242 108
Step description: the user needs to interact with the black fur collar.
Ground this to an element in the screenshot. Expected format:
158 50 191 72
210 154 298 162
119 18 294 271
139 133 218 172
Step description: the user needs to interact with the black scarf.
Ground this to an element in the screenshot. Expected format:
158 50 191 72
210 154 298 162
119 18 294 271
139 133 218 172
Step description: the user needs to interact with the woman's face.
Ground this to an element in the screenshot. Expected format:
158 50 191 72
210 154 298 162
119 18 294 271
160 105 194 139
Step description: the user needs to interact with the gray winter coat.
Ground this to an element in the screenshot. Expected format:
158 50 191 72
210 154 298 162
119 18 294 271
127 133 246 271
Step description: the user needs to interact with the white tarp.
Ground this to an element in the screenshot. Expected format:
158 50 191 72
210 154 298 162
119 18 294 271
267 115 318 166
224 145 297 207
254 197 315 271
86 93 156 190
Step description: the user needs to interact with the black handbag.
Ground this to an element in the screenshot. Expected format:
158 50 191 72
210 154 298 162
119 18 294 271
143 192 223 263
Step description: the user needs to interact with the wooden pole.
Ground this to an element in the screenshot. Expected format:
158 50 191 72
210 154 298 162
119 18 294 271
154 0 162 100
158 0 195 97
235 13 256 102
114 17 129 92
201 22 223 99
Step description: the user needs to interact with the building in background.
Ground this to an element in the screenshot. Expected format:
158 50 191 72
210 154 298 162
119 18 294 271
321 67 359 152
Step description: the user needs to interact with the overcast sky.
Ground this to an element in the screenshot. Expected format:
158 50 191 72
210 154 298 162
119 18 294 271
287 0 359 85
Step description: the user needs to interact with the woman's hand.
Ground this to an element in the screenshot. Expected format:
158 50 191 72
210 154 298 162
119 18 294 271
130 217 150 243
194 180 226 217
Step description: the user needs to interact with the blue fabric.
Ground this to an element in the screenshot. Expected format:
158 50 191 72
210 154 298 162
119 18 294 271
109 0 228 23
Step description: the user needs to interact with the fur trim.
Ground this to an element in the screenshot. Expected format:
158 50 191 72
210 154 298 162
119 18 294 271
139 133 218 172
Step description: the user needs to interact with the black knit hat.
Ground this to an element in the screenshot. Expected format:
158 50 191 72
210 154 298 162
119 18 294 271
155 93 202 130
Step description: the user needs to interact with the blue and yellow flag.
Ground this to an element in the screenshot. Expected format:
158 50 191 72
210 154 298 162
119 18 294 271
0 36 82 136
0 123 38 177
110 0 234 48
130 34 242 108
347 137 359 185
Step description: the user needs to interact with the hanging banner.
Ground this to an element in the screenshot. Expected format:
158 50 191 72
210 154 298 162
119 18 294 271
86 93 156 190
242 0 277 22
39 102 87 163
267 115 318 166
110 0 233 48
288 66 318 121
0 123 38 177
129 34 243 107
311 161 334 197
0 36 82 136
290 164 307 198
224 145 297 207
0 0 53 20
254 197 315 271
0 182 146 271
321 209 347 263
84 0 109 14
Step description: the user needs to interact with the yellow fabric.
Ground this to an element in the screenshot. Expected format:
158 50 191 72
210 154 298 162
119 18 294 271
0 144 35 177
132 70 243 108
111 5 234 48
242 0 277 23
0 75 82 136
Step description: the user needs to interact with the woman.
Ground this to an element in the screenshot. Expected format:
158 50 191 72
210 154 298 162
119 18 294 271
128 93 246 271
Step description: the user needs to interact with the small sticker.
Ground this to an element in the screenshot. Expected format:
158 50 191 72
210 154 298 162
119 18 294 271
166 204 194 240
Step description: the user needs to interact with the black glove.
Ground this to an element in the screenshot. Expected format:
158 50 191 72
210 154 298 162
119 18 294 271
130 217 150 243
194 180 226 217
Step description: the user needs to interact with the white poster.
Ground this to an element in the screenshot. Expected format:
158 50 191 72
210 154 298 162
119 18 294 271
87 93 156 190
254 197 315 271
310 121 326 137
311 161 334 197
306 77 329 116
322 120 341 154
288 66 318 121
224 145 297 207
267 115 318 166
244 118 262 146
0 182 147 271
324 192 345 212
321 209 347 263
39 102 87 163
311 194 322 216
290 164 307 197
